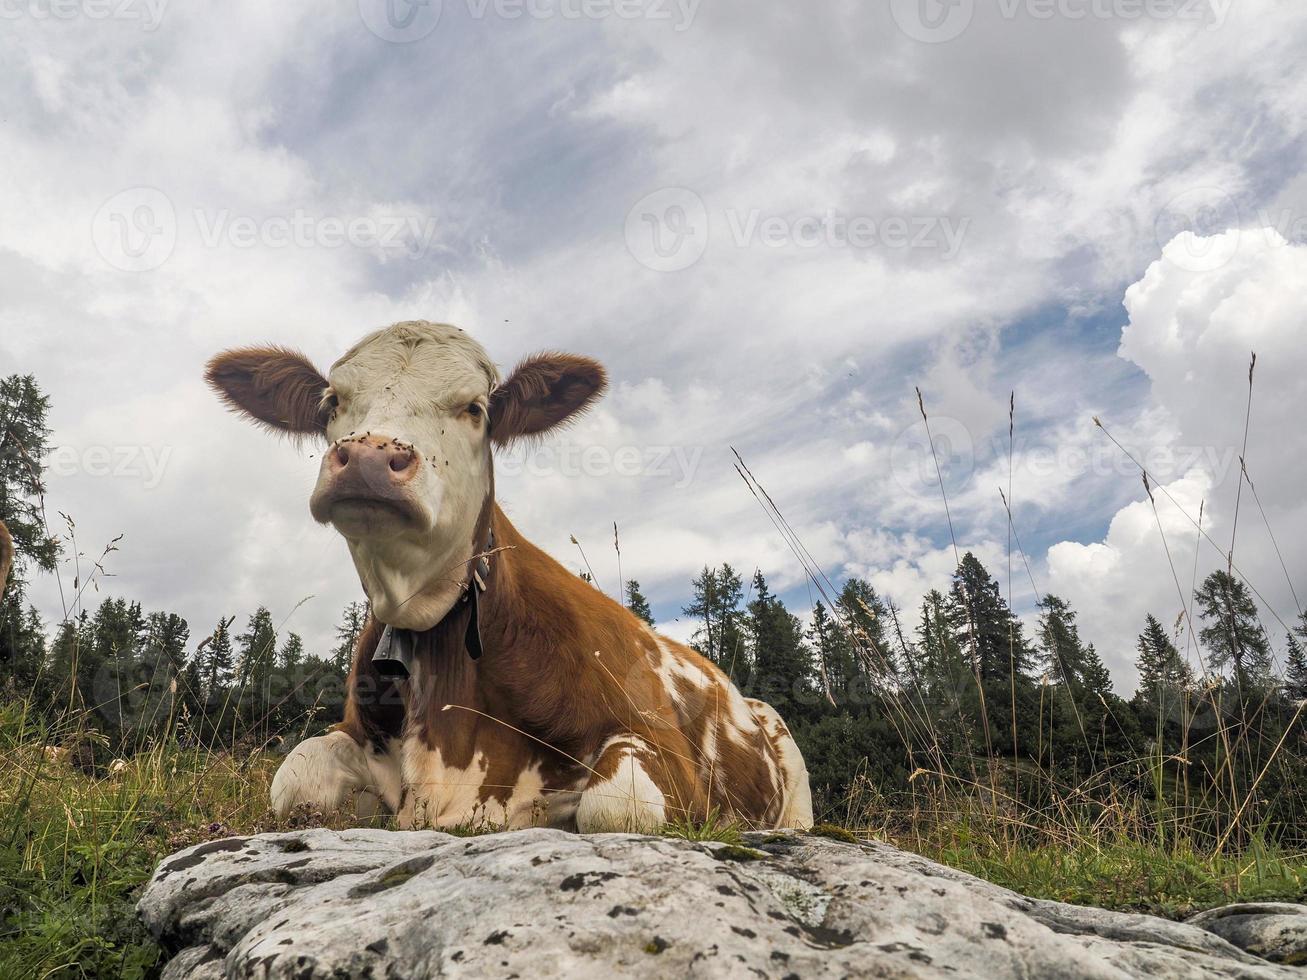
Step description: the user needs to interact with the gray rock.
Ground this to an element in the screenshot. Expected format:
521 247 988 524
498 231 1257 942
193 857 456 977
1188 903 1307 965
138 828 1304 979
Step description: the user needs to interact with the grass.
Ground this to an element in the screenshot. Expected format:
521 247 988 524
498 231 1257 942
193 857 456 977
0 703 360 978
6 708 1307 980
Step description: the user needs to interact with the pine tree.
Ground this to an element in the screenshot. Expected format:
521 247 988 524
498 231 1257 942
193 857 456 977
837 578 893 680
144 612 191 674
236 607 278 687
332 601 369 671
279 632 305 670
747 571 814 715
1134 614 1193 707
0 374 58 692
1040 595 1092 695
683 564 746 676
0 374 59 575
1080 644 1113 699
945 553 1035 684
1194 570 1272 695
1284 625 1307 702
917 589 966 694
140 611 191 731
624 580 655 626
201 618 235 698
807 601 851 701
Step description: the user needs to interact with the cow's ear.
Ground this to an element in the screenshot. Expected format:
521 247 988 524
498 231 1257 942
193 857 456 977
489 352 607 446
205 346 330 438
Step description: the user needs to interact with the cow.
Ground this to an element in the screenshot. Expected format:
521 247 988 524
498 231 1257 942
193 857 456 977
205 321 812 833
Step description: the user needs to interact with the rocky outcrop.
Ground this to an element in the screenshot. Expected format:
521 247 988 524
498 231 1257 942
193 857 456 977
138 828 1306 978
1188 903 1307 966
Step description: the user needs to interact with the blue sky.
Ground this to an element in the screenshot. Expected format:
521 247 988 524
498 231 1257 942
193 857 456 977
2 0 1305 692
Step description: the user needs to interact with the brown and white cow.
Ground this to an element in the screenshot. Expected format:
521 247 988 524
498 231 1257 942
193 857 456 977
206 321 812 833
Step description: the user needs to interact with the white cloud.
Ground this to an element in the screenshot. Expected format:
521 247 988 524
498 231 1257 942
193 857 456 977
1047 230 1307 691
0 1 1304 680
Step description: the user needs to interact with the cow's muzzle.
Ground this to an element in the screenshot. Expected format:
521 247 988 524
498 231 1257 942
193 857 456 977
309 434 429 534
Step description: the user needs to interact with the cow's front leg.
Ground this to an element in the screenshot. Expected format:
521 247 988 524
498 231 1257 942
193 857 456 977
576 734 677 833
269 729 401 819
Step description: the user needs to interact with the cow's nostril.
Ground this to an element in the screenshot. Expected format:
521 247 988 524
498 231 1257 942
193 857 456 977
390 449 415 473
334 445 351 468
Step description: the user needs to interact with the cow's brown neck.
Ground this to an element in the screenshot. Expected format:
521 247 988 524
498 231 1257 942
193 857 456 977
340 502 620 763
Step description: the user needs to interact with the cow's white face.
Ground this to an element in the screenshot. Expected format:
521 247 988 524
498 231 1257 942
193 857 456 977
207 320 606 630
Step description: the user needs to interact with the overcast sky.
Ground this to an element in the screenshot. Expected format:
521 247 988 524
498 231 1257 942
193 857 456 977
2 0 1304 692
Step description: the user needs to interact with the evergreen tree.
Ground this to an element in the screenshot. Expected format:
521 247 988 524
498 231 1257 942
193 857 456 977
0 374 60 574
945 553 1036 684
85 597 146 737
332 601 369 671
747 571 814 715
1194 570 1272 695
200 618 235 699
139 611 191 732
837 578 893 681
1080 644 1113 699
144 612 191 674
279 632 305 670
1284 628 1307 702
683 564 746 677
236 607 278 687
1038 595 1087 687
1134 614 1193 708
624 580 655 626
0 374 58 691
807 601 851 701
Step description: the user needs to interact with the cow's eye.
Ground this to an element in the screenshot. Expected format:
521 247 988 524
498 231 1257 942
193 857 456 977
325 392 340 411
466 402 484 420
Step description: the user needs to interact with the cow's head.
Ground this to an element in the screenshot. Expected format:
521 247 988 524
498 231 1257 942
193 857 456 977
206 321 606 629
